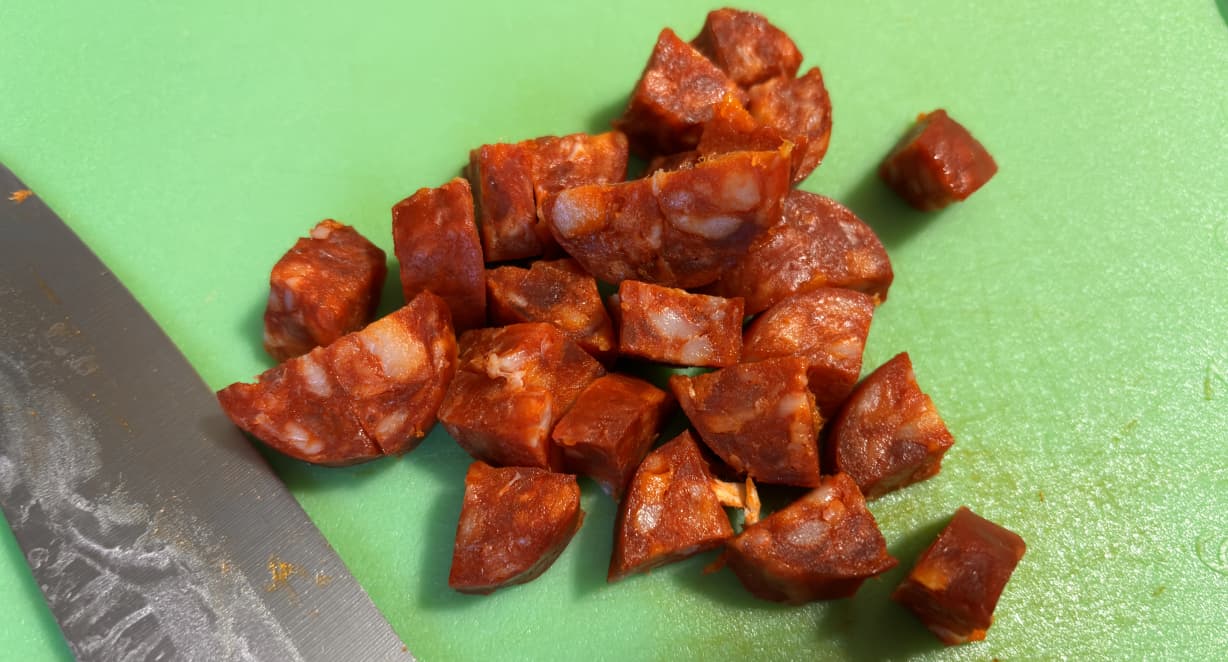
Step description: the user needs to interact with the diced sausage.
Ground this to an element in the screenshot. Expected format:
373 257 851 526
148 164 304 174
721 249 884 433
891 507 1026 644
467 142 541 262
613 28 745 157
695 94 788 161
617 280 743 368
709 190 893 314
530 131 629 229
486 258 617 364
608 431 734 581
551 374 674 499
449 461 584 594
827 352 955 499
742 288 875 416
724 473 897 603
392 178 486 332
262 220 385 362
437 323 604 470
670 356 821 487
544 147 791 289
747 68 833 183
879 109 998 211
691 8 803 88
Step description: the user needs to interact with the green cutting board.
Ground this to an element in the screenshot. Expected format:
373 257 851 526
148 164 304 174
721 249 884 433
3 1 1226 659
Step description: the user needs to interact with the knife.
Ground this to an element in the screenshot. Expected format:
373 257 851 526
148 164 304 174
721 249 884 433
0 163 411 661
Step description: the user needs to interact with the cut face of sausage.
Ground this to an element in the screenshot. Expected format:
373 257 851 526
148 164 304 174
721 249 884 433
551 374 675 499
530 131 630 237
449 461 584 595
670 356 822 487
724 473 897 603
891 507 1026 644
437 322 605 470
827 352 955 499
609 431 734 582
691 8 803 88
695 95 788 162
742 288 876 417
710 190 893 314
392 178 486 332
618 280 743 368
468 142 541 262
879 109 998 211
747 68 833 183
644 150 700 176
263 220 386 362
486 258 617 364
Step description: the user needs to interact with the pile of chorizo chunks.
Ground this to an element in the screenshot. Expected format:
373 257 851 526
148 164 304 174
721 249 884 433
218 8 1020 646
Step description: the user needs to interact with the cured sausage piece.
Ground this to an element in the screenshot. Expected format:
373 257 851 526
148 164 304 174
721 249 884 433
670 356 821 487
262 220 385 362
747 68 833 183
392 178 486 332
617 280 743 368
696 94 787 161
544 146 791 289
827 352 955 499
891 507 1026 644
486 258 617 364
467 142 541 262
742 288 875 417
449 461 584 595
437 322 604 470
709 190 893 314
879 109 998 211
612 28 745 158
551 374 674 499
724 473 897 603
691 8 803 88
644 150 700 176
530 131 629 246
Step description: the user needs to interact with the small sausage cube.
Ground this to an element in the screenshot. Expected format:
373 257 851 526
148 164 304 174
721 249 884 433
609 432 734 581
618 281 743 368
262 220 385 362
724 473 897 603
879 109 999 211
449 462 584 595
486 259 617 364
742 288 876 416
695 94 787 161
551 374 674 499
746 68 833 183
467 142 540 262
691 8 803 88
891 507 1026 644
392 178 486 332
827 352 955 499
670 356 821 487
530 131 629 226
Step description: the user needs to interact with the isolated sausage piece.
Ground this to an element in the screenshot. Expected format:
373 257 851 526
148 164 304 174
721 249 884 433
879 109 998 211
392 178 486 332
724 473 897 603
449 461 584 595
742 288 876 417
710 190 893 314
691 8 803 88
671 356 821 487
747 68 833 183
892 507 1026 644
262 220 385 362
467 142 541 262
827 352 955 499
618 280 743 368
486 258 617 364
551 374 674 499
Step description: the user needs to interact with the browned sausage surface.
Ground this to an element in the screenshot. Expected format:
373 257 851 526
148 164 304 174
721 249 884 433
879 109 998 211
746 68 833 183
691 8 802 88
618 280 743 368
486 258 617 364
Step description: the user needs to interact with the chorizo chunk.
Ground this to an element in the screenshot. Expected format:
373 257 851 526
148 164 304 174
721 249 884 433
696 94 788 161
670 356 821 487
262 220 385 362
879 109 998 211
392 178 486 332
747 68 833 183
486 258 617 364
691 8 802 88
551 374 674 499
613 28 744 157
742 288 875 416
618 281 743 368
724 473 897 603
891 507 1026 644
449 462 584 594
530 131 629 227
437 323 604 470
710 190 893 314
467 142 540 262
827 352 955 499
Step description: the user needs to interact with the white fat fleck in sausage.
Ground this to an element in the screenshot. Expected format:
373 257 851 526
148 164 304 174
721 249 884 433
283 421 324 455
776 392 808 419
483 349 532 389
670 214 744 239
648 307 700 340
298 355 332 397
361 320 426 382
309 223 335 240
678 337 714 365
634 503 662 532
719 169 762 210
784 519 827 548
548 189 603 238
374 410 410 441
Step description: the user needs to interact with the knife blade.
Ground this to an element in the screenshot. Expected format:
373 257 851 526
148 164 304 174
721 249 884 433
0 164 411 661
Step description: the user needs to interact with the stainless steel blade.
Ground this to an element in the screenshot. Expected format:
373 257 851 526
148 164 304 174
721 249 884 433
0 164 411 661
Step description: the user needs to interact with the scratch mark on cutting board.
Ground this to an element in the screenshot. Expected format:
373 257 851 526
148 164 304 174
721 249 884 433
1195 534 1228 576
1205 361 1226 401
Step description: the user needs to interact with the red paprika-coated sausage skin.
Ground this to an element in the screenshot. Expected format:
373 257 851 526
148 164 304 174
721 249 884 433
747 68 833 183
891 507 1026 645
468 142 541 262
618 280 743 368
691 8 803 88
486 258 617 364
879 109 998 211
449 461 584 595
